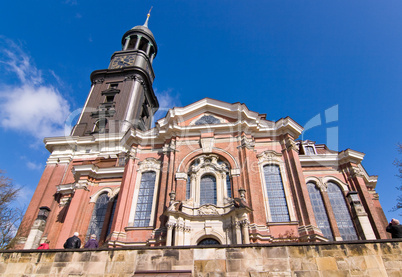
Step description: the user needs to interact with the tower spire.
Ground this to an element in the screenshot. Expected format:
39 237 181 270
143 7 153 28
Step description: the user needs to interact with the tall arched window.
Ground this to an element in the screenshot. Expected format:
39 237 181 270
307 182 333 240
134 171 156 227
327 182 358 240
263 164 290 222
87 193 109 239
200 174 217 205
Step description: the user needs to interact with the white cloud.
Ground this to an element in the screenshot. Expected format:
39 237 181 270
153 89 181 124
26 161 43 171
0 37 71 139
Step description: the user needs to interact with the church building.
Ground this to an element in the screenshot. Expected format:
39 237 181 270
15 13 389 250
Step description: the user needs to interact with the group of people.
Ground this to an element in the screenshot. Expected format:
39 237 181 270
36 232 99 250
37 219 401 250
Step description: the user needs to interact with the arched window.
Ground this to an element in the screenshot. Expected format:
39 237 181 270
134 171 157 227
200 175 217 205
87 193 109 239
198 238 220 245
93 118 107 133
327 182 358 240
263 164 290 222
185 155 231 207
307 182 333 240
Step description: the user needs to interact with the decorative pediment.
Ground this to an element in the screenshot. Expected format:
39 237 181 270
137 157 161 172
189 154 229 174
257 150 283 164
155 98 304 137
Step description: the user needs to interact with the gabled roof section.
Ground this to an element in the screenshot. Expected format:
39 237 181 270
155 98 303 138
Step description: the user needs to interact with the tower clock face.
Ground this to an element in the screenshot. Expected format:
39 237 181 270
110 55 135 69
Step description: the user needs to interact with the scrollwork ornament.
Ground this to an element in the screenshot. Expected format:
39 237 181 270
238 136 255 150
350 167 364 179
285 138 299 152
166 223 176 230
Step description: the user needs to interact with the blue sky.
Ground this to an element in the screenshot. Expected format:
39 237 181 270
0 1 401 222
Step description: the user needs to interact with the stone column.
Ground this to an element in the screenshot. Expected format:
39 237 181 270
235 221 242 244
123 36 131 50
241 220 250 244
166 223 174 246
134 35 141 50
146 43 152 56
347 191 376 240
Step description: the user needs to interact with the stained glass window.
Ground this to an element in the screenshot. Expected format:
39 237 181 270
200 175 217 205
186 175 191 199
106 196 118 236
226 174 232 198
134 171 156 227
307 183 333 240
327 182 358 240
87 193 109 239
263 165 290 222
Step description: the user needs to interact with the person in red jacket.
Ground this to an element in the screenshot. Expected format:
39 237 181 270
37 239 50 250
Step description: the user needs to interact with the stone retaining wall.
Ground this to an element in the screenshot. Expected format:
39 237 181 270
1 240 401 276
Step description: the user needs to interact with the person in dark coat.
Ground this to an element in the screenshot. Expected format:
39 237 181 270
37 239 50 249
84 234 99 249
63 232 81 249
386 218 402 238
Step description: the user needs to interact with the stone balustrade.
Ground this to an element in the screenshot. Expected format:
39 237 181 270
0 240 401 276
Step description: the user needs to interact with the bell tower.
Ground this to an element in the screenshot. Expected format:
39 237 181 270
72 10 159 136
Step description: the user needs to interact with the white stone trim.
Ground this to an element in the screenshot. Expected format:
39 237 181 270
89 187 120 203
322 176 349 192
187 154 230 207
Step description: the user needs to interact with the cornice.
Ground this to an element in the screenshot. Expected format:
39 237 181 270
72 164 125 181
299 154 339 167
338 149 365 165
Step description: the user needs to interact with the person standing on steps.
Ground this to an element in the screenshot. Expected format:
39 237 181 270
63 232 81 249
84 234 99 249
386 218 402 238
